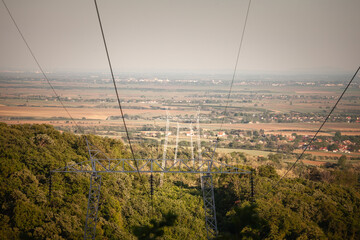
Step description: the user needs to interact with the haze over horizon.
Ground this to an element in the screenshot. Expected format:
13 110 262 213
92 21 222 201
0 0 359 75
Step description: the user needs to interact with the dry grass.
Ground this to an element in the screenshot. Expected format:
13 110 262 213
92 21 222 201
2 105 360 137
293 149 360 158
0 106 192 120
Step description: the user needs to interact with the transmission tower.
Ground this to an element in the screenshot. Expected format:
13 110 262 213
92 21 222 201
51 137 251 240
160 109 170 186
196 109 203 177
174 122 180 161
84 173 101 239
190 122 195 167
202 174 217 238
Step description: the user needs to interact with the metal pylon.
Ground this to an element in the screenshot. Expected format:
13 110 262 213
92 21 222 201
250 170 255 202
160 109 170 186
197 111 202 167
190 122 195 167
84 140 105 240
201 174 218 239
174 122 180 161
51 135 250 240
196 110 204 189
84 173 102 240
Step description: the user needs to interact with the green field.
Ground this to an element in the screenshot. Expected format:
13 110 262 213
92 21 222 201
216 147 271 156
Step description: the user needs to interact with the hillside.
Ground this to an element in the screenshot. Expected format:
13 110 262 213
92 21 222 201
1 123 360 239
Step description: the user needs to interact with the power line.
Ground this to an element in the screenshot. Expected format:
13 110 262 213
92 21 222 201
1 0 85 135
210 0 252 162
220 0 252 130
2 0 95 207
264 66 360 196
93 0 149 195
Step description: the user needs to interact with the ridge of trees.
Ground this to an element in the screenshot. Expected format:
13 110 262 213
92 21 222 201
0 123 359 239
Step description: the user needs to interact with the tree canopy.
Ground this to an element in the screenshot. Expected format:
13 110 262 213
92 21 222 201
0 123 359 239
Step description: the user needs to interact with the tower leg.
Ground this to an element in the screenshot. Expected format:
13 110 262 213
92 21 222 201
84 173 102 240
250 170 255 202
160 110 170 186
201 174 218 239
48 170 52 202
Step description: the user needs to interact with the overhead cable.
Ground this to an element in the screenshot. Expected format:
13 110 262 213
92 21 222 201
210 0 252 161
93 0 149 194
2 0 85 135
264 66 360 196
220 0 252 130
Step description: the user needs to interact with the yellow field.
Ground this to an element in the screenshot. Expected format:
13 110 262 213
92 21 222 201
2 105 360 137
0 106 190 120
201 122 360 136
293 149 360 158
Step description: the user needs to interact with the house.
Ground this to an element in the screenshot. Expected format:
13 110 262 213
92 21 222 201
319 147 328 152
217 132 226 137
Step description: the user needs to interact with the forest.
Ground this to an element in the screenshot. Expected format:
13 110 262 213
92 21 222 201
1 123 360 239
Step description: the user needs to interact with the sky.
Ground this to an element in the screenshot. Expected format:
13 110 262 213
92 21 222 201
0 0 359 74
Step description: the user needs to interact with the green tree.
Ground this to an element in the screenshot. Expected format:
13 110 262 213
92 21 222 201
133 212 178 240
328 144 338 151
334 131 342 142
257 165 279 179
337 155 347 168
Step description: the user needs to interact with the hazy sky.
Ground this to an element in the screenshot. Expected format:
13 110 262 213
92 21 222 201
0 0 359 74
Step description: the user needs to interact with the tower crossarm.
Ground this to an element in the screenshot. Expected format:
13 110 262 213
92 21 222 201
51 158 251 175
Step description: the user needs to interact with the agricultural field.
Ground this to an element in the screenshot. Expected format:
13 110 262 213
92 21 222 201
1 71 360 161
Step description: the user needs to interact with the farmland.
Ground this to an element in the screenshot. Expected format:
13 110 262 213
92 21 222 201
1 71 360 161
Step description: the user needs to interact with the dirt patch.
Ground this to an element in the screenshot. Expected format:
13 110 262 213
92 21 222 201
301 160 326 166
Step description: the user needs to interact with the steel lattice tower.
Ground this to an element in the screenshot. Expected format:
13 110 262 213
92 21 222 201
160 109 170 186
202 174 218 239
84 173 101 240
51 138 251 240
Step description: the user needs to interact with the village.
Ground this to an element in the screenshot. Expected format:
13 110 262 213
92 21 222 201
135 126 360 158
